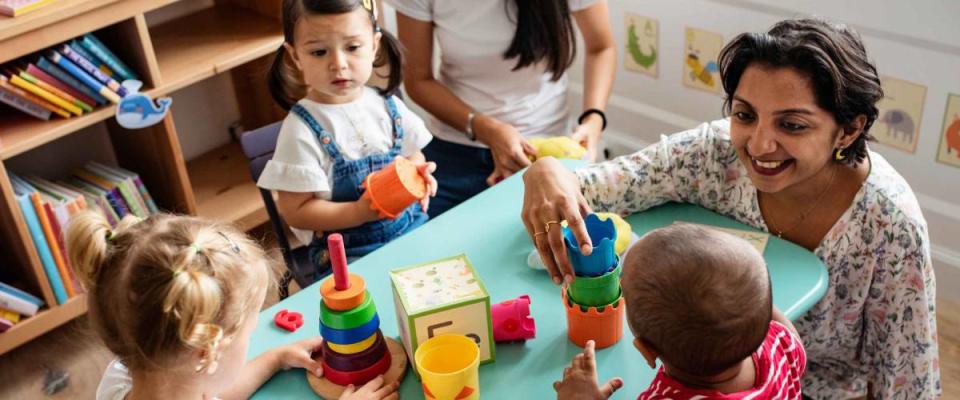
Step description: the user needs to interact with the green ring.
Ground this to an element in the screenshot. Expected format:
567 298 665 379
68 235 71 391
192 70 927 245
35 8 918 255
320 290 376 330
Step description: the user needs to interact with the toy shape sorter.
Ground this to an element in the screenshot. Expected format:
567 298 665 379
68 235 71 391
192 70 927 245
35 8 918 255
390 254 495 367
562 214 625 349
307 234 407 398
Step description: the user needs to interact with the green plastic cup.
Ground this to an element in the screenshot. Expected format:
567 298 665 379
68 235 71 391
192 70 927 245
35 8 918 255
568 262 621 307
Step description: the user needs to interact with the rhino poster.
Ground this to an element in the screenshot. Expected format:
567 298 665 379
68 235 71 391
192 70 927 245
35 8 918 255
875 76 926 153
936 94 960 168
624 13 658 77
682 27 723 95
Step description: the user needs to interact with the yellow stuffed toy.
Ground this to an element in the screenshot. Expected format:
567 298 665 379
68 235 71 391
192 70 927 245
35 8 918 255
529 136 586 161
595 212 632 255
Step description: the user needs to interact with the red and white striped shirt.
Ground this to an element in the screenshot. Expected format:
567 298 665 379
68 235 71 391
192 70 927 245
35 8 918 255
637 321 806 400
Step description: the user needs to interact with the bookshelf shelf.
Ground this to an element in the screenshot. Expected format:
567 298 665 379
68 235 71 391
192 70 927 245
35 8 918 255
151 6 282 95
0 0 284 355
188 142 267 232
0 294 86 355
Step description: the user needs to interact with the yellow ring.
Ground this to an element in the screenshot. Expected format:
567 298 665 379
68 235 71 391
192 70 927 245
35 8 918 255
326 331 378 354
545 220 560 233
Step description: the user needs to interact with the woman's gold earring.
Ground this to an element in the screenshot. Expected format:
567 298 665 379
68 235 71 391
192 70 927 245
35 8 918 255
835 147 846 161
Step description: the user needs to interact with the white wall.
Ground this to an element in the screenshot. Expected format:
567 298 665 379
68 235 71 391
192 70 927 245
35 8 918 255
562 0 960 300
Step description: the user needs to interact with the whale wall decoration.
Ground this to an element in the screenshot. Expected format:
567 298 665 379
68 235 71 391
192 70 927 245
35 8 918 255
114 80 172 129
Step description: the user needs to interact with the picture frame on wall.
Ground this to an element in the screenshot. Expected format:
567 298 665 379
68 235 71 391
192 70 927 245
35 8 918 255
624 13 659 78
682 27 723 95
936 93 960 168
875 76 927 154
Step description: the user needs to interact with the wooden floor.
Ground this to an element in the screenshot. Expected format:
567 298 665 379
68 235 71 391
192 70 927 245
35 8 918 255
0 223 957 398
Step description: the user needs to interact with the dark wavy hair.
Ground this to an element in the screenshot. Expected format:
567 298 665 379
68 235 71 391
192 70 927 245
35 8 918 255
717 18 883 166
504 0 577 81
268 0 404 110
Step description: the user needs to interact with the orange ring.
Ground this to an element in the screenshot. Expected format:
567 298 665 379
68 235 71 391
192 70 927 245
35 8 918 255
320 274 367 311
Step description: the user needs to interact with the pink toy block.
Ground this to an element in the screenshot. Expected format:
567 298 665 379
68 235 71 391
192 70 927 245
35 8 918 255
491 295 536 342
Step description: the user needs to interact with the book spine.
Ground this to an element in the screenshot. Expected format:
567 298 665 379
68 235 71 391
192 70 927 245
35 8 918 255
14 195 67 304
0 85 51 120
0 290 39 316
0 308 21 324
0 76 69 118
33 196 75 298
80 34 137 82
59 45 127 97
26 64 98 107
0 282 44 307
132 176 158 214
47 51 120 104
19 71 92 112
9 75 82 116
36 57 106 105
69 40 115 77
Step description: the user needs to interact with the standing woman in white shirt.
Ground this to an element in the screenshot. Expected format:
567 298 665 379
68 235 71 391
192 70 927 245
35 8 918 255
389 0 615 217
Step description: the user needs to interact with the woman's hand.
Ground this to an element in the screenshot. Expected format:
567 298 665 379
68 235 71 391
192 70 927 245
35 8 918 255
339 375 399 400
274 336 325 377
553 340 623 400
474 114 537 186
521 157 594 284
570 114 604 162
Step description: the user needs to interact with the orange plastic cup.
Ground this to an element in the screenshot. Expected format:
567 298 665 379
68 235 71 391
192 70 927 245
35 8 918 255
362 158 427 219
562 286 624 349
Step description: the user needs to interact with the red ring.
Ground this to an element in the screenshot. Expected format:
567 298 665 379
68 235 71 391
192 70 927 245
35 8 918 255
321 350 392 386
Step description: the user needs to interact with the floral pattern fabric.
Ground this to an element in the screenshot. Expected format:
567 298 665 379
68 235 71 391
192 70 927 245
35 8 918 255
576 119 940 399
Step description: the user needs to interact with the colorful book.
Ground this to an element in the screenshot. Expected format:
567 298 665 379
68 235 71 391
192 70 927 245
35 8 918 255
36 57 106 105
0 80 51 120
0 75 70 118
9 175 68 305
0 281 44 308
0 0 58 17
71 171 129 218
85 163 147 217
0 308 20 324
104 164 157 214
29 176 88 294
8 74 82 116
69 40 115 78
26 63 97 107
58 44 127 97
0 289 39 316
19 70 92 112
58 179 117 227
46 50 120 104
30 190 75 298
79 33 137 82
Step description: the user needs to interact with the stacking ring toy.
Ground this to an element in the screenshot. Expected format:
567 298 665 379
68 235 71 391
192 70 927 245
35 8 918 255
320 291 377 330
321 350 392 386
320 273 366 311
323 331 388 372
326 331 378 354
321 313 381 344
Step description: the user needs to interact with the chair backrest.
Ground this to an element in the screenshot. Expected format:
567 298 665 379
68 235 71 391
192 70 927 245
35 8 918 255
238 122 295 258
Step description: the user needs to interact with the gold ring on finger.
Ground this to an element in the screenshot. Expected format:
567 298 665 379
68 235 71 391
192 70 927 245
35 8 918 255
544 220 560 233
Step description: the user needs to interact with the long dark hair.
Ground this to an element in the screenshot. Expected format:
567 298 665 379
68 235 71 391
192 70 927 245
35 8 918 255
268 0 404 110
504 0 576 81
717 18 882 166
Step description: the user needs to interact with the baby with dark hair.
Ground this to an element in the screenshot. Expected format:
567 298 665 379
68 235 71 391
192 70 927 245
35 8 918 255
554 224 806 400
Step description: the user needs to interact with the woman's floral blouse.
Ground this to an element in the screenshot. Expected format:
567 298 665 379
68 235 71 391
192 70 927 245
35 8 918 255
576 119 940 399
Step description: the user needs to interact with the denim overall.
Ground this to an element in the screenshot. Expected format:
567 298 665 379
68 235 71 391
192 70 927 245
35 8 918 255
291 97 428 271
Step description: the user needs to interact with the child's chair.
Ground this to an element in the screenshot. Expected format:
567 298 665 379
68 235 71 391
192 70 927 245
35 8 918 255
240 122 323 298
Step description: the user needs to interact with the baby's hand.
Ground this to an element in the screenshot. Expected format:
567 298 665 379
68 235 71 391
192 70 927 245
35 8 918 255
274 336 324 377
340 375 399 400
406 156 438 213
553 340 623 400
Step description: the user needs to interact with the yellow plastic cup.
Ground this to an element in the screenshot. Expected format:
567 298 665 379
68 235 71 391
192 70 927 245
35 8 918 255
414 334 480 400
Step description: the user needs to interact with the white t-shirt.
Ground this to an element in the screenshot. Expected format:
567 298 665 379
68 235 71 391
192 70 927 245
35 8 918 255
386 0 598 148
257 87 432 244
97 359 222 400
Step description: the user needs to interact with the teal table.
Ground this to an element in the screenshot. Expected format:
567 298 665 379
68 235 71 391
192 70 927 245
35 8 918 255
251 162 828 399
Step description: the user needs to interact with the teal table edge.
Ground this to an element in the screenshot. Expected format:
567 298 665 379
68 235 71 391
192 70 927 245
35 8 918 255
250 160 828 399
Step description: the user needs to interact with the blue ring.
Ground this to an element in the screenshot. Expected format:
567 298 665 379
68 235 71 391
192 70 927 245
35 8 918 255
320 313 381 344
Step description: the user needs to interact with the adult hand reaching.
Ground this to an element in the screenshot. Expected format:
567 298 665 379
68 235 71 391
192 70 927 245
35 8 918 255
474 115 537 186
521 157 594 284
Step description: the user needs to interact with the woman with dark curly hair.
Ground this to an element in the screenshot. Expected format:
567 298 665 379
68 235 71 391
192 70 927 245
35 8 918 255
522 19 939 399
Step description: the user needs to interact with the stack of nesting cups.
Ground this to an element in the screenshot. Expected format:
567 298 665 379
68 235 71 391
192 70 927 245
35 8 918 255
361 157 427 219
561 214 625 349
317 234 391 385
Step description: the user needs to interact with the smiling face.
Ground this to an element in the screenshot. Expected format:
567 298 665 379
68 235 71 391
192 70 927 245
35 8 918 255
728 64 858 195
284 9 380 104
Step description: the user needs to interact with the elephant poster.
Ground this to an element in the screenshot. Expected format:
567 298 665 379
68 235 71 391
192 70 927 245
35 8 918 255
936 94 960 168
682 27 723 95
875 76 926 153
624 13 659 77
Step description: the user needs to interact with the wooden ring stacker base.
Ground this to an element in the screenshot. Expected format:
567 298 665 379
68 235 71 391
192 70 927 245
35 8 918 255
320 273 366 311
307 337 408 399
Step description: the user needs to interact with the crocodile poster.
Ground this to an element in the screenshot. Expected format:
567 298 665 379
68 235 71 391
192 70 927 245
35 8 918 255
682 27 723 94
624 13 658 77
937 93 960 168
875 76 926 154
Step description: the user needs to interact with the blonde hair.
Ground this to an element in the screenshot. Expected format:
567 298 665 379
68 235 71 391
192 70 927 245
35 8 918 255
66 211 274 374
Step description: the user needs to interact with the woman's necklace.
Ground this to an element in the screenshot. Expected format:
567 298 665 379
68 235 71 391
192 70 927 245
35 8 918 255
767 166 837 239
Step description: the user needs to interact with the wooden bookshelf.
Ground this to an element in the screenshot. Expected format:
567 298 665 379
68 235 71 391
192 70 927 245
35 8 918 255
0 0 284 355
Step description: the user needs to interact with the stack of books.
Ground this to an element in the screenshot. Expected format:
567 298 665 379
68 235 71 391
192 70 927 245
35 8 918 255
0 32 138 121
8 162 157 307
0 0 58 17
0 282 44 332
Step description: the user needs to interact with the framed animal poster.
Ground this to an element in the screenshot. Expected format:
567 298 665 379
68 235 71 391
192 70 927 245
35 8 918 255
936 93 960 168
875 76 926 153
624 13 658 77
682 27 723 94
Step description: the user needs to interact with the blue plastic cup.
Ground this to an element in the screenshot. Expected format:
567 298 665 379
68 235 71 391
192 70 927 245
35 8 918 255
564 214 618 277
